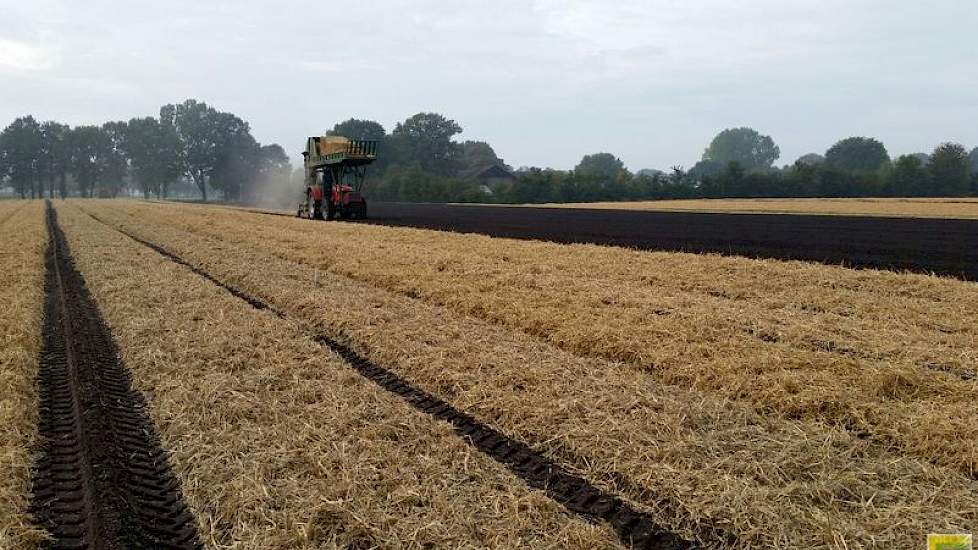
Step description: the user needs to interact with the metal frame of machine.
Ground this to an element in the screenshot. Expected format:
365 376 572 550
298 137 378 220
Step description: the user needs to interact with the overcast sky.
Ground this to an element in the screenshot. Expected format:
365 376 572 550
2 0 977 171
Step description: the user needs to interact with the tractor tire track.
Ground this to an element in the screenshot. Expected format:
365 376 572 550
30 202 201 549
83 209 703 550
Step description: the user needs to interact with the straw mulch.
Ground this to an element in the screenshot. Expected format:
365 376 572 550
56 204 619 549
532 197 978 219
83 200 978 548
0 202 48 548
119 200 978 480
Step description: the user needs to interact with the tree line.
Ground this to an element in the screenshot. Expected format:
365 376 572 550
5 104 978 204
313 120 978 203
0 99 290 202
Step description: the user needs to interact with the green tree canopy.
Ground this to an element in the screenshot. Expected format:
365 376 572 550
688 159 724 179
390 112 462 176
969 147 978 172
123 117 183 198
0 116 43 198
884 155 927 196
161 99 258 201
702 127 780 170
928 142 971 196
795 153 825 166
329 118 387 171
38 121 71 198
825 137 890 171
67 125 123 198
575 152 625 180
459 140 505 171
329 118 386 140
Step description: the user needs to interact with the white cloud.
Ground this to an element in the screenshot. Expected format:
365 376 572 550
0 38 57 71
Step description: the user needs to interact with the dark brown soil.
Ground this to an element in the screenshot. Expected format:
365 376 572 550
87 210 704 550
30 203 200 549
361 203 978 280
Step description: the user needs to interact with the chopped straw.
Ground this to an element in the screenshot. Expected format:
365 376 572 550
81 199 978 548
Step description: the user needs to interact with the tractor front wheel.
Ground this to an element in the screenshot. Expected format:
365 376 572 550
307 195 323 220
326 200 336 220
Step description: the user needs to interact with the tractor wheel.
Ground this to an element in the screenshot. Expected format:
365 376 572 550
351 202 366 220
326 200 336 221
308 196 323 220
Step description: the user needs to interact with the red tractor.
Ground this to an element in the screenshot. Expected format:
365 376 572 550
298 136 377 220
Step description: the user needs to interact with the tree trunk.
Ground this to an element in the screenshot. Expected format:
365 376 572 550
59 173 67 199
191 171 207 202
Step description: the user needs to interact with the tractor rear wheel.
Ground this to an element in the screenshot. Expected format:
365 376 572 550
351 202 367 220
326 200 336 220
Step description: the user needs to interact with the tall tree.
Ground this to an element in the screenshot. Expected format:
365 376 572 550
575 152 626 180
329 118 385 140
211 120 260 202
927 142 971 196
67 126 105 198
969 147 978 172
39 121 70 198
329 118 388 171
459 140 505 171
825 137 890 172
100 121 130 197
884 155 927 196
161 99 222 201
702 127 780 170
0 116 43 198
123 117 183 199
389 112 462 176
66 125 126 198
247 144 292 203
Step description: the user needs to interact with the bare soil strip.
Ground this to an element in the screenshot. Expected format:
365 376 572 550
30 203 200 549
363 202 978 280
91 211 696 550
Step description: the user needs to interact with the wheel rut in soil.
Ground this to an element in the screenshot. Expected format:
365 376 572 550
30 202 200 549
85 210 704 550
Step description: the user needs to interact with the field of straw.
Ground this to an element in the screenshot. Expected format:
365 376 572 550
0 202 47 548
529 197 978 219
77 199 977 548
54 204 617 549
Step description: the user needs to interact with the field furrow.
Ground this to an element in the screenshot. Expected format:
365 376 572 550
113 200 978 479
0 202 47 548
79 200 978 548
53 203 620 549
